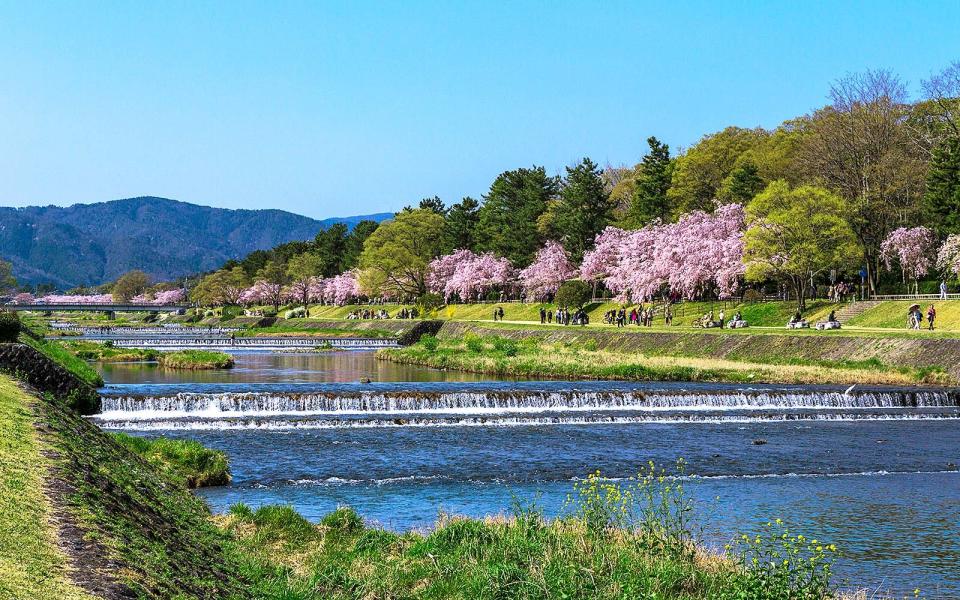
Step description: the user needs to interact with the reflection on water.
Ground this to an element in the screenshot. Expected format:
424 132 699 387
100 350 515 384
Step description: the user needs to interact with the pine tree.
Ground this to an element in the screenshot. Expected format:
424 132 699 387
477 166 559 266
542 158 614 261
442 197 480 253
925 137 960 235
624 137 673 227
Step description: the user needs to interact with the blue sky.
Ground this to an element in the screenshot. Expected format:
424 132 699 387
1 1 958 219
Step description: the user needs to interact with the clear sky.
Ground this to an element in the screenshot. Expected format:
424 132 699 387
1 1 958 219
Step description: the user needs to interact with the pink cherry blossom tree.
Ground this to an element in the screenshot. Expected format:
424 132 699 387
937 234 960 280
518 241 577 301
881 226 936 291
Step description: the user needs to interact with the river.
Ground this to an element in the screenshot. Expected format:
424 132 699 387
90 350 960 596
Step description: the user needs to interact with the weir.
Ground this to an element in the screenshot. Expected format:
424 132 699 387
93 388 960 429
107 337 398 350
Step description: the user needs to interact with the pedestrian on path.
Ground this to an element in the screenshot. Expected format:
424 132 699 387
927 305 936 331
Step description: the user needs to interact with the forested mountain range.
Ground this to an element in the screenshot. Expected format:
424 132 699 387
0 196 390 288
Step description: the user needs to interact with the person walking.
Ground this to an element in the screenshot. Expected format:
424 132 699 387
940 280 948 301
665 305 673 326
927 304 936 331
547 309 553 324
540 307 546 324
718 309 726 329
498 307 504 321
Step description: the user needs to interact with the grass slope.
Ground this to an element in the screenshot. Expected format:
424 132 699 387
18 334 104 387
10 375 252 598
0 376 94 600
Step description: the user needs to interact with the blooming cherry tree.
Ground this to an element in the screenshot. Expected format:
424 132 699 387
881 226 936 287
518 241 577 300
937 234 960 279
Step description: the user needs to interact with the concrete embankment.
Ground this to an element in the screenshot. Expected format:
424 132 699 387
434 322 960 378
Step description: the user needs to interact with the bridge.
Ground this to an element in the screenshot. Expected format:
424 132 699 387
5 303 190 316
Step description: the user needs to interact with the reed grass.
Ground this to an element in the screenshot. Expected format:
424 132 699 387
157 349 234 369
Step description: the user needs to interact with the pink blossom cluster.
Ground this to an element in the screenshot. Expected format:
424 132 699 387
130 289 188 305
582 204 746 302
239 272 361 307
238 281 284 305
320 272 362 305
936 234 960 278
34 293 116 304
428 250 515 301
12 292 35 304
518 241 577 300
881 226 936 280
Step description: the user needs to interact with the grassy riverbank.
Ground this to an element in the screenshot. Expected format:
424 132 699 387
158 349 235 369
0 377 94 600
0 353 901 598
222 468 838 600
380 334 952 385
111 433 231 488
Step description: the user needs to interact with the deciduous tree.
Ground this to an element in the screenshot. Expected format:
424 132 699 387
359 209 444 298
744 181 858 310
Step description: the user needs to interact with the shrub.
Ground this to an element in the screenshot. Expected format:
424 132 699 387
0 310 21 342
491 336 518 356
554 279 592 309
420 334 439 352
464 335 484 353
417 292 444 315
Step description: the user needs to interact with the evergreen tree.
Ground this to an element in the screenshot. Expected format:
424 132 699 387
442 197 480 252
314 223 348 277
925 137 960 235
477 166 559 266
541 158 614 261
624 137 673 227
418 196 447 215
723 160 765 204
342 220 379 271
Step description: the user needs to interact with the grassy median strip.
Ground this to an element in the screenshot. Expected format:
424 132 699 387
380 334 952 385
0 376 94 600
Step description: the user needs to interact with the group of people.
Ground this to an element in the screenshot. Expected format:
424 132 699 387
696 309 742 329
827 282 855 302
346 308 389 319
603 305 673 328
909 305 937 330
492 306 505 321
539 306 589 326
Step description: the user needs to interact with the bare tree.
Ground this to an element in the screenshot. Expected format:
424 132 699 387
799 69 927 294
921 60 960 137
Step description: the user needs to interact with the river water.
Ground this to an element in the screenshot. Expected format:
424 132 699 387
91 351 960 596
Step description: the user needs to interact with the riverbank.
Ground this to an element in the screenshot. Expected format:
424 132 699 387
110 432 231 487
2 371 852 599
379 329 956 385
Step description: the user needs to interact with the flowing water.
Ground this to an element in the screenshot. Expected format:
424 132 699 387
92 350 960 596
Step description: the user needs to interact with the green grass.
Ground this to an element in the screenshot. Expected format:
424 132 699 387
847 300 960 330
24 375 252 598
380 334 952 386
18 334 104 387
0 376 95 600
110 432 231 488
158 349 235 369
61 339 160 362
223 465 838 600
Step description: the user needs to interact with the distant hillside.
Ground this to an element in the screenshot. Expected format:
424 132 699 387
0 196 391 288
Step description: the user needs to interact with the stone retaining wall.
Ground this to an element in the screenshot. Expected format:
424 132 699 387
0 343 100 414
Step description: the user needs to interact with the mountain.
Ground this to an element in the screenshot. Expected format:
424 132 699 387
0 196 392 288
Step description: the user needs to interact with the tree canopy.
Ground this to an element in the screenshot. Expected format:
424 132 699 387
359 209 445 298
